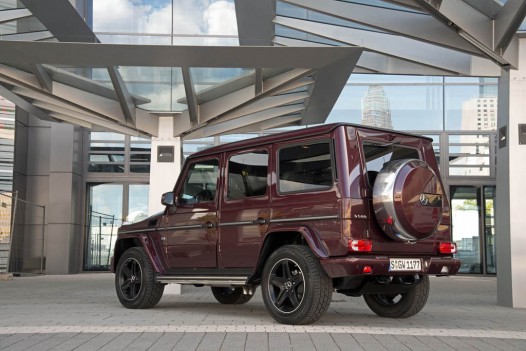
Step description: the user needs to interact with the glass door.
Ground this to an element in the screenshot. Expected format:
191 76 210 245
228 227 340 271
84 183 150 271
450 185 496 274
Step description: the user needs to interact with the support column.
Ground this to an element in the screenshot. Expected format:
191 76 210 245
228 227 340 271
148 117 182 294
496 37 526 308
148 117 182 215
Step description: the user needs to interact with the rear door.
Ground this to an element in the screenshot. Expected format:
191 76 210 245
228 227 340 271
219 148 270 268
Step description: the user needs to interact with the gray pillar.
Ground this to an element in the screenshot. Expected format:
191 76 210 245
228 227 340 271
496 38 526 308
14 111 84 275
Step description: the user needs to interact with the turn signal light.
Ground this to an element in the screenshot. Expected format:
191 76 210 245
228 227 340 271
349 239 373 252
439 242 457 254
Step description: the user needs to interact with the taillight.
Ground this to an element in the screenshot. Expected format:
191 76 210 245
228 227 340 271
348 239 372 252
439 242 457 254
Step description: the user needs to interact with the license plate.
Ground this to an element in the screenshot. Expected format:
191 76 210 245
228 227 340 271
389 258 422 272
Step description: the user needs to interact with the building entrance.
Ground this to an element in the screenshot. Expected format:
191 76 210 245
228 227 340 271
450 185 496 274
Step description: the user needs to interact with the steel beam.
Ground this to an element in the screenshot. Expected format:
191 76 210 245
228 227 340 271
0 84 54 122
107 66 136 126
274 16 488 75
181 67 199 126
0 8 32 24
30 64 53 93
494 0 526 51
283 0 481 55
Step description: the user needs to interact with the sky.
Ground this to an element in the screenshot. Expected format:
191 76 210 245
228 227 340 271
92 0 237 36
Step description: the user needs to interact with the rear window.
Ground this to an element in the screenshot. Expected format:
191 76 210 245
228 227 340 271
227 151 268 200
363 142 420 186
278 142 334 193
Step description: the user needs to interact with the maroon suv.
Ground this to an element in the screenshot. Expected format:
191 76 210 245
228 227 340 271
111 123 460 325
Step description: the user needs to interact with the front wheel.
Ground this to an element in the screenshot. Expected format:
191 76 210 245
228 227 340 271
115 247 164 309
363 275 430 318
211 287 253 304
261 245 333 325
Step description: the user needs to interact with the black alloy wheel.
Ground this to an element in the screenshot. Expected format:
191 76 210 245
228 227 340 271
115 247 164 309
262 245 332 325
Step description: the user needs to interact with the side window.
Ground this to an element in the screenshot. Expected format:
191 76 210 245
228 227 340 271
227 151 268 200
279 142 333 193
178 159 219 204
362 142 420 187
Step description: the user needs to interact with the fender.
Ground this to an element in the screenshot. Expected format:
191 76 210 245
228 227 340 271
264 223 330 259
113 232 166 274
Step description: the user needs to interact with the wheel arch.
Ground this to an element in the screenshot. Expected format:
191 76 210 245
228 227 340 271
112 234 164 274
247 226 329 284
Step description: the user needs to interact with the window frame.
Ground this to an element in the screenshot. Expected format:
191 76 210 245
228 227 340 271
276 138 337 195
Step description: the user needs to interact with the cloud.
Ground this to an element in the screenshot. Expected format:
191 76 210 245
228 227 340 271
203 1 237 35
93 0 237 37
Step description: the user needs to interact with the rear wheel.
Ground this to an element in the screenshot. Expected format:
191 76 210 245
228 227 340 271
115 247 164 309
211 287 253 304
262 245 332 325
363 275 429 318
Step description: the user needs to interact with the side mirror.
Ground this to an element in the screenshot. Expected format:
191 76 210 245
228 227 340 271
161 192 175 207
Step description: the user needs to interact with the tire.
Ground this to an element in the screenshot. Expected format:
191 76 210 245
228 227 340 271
261 245 333 325
115 247 165 309
211 287 253 304
363 275 430 318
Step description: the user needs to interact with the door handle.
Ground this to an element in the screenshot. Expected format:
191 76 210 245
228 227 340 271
252 218 268 225
203 222 215 229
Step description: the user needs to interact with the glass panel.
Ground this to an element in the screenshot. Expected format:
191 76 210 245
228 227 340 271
130 164 150 173
484 186 496 274
445 84 498 131
349 74 443 84
451 186 481 273
85 184 123 271
190 67 254 95
0 1 22 9
90 132 125 141
178 159 219 204
279 142 333 193
0 96 15 192
97 34 172 45
127 184 149 223
118 66 186 112
173 0 237 36
448 134 492 177
90 143 125 152
328 84 443 130
228 151 268 199
0 16 47 36
93 0 172 34
171 36 238 46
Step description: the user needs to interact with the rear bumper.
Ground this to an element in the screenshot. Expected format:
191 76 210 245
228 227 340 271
320 256 461 278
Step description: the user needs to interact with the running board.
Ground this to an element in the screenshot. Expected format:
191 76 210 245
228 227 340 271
156 275 249 286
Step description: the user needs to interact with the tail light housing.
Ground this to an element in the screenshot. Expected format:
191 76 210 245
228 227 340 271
438 241 457 254
348 239 372 252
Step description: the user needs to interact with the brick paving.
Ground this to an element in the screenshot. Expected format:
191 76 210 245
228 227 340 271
0 274 525 350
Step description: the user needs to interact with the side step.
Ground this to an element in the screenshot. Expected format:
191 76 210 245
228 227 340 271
156 275 249 286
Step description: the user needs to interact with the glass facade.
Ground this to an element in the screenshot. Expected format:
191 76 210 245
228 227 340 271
0 96 15 192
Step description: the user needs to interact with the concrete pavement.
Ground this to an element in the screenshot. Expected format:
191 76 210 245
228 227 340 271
0 274 525 350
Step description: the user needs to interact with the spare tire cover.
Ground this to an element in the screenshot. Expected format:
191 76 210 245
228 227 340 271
372 159 443 241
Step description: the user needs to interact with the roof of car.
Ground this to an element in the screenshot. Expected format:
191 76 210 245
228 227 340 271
187 123 431 159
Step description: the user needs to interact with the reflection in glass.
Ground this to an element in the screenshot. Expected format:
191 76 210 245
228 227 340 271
85 184 123 271
190 68 254 95
445 84 497 131
117 67 186 111
451 186 481 274
128 184 149 222
484 186 496 274
328 84 443 130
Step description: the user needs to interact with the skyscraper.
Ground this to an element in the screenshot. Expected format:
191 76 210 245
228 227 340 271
361 85 393 129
